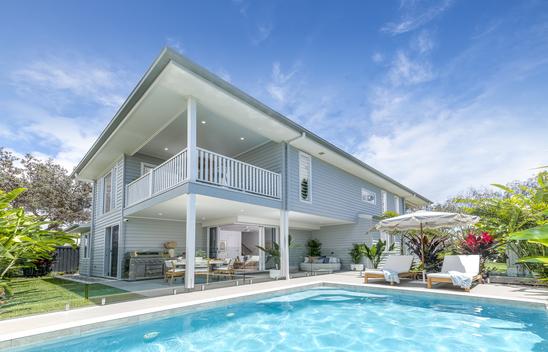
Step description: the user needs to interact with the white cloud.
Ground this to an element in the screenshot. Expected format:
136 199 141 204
252 23 273 45
357 110 547 202
266 61 299 105
382 0 453 35
388 51 434 86
12 58 127 108
372 52 384 63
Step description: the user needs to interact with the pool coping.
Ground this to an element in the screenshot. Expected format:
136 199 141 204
1 278 546 350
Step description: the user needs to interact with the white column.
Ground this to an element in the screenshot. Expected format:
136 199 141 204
187 96 197 182
185 193 196 289
279 209 290 280
258 226 266 271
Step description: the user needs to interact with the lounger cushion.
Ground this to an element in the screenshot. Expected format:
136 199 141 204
440 255 480 275
382 255 414 273
364 269 383 275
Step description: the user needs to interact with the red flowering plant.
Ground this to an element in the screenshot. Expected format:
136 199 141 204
460 231 498 271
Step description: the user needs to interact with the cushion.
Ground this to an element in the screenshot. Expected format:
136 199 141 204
427 273 451 279
303 257 309 263
364 269 383 275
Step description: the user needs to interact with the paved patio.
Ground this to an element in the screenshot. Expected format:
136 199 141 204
1 271 546 350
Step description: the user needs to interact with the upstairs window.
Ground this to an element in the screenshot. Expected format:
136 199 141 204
299 152 311 202
103 171 113 213
381 190 388 212
362 188 376 205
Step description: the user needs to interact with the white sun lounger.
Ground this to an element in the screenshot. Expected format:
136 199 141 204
363 255 415 285
427 255 481 292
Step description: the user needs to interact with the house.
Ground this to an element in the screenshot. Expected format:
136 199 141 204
73 48 430 288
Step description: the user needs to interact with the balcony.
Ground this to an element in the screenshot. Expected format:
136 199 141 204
125 147 282 207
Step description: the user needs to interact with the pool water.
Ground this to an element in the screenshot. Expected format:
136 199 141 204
22 287 547 351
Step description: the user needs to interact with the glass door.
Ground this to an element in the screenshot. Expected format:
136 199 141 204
105 225 119 277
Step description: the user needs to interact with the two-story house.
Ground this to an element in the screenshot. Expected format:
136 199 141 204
73 48 430 289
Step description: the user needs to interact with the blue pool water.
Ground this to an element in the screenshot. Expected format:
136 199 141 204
21 287 547 351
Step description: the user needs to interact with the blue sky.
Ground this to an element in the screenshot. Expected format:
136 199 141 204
0 0 547 202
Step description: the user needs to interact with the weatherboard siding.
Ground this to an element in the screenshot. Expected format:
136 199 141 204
90 158 124 277
288 230 312 269
287 146 383 221
235 141 283 174
124 153 165 186
310 217 378 269
124 218 206 254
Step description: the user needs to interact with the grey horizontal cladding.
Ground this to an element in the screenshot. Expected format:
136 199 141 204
288 230 312 269
189 183 281 209
124 153 165 186
235 141 283 174
287 145 382 222
91 158 124 277
124 218 206 254
310 217 377 270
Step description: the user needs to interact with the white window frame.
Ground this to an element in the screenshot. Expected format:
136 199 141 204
102 171 113 213
394 195 401 214
140 162 157 176
381 190 388 213
361 188 376 205
298 152 312 203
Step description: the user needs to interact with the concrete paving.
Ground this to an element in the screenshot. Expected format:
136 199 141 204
1 271 546 350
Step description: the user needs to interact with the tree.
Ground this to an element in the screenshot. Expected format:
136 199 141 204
0 188 76 296
0 148 91 230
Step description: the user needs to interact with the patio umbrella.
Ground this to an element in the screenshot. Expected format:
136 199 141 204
375 210 480 282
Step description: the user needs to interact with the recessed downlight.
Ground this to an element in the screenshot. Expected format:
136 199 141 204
201 120 206 124
158 212 163 216
240 137 245 141
164 147 169 151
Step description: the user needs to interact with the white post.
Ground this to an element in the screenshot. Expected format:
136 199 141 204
279 210 290 280
187 96 197 182
185 193 196 289
258 226 266 271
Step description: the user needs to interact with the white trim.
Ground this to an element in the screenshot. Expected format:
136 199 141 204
140 162 157 176
381 190 387 213
361 188 376 205
298 151 312 203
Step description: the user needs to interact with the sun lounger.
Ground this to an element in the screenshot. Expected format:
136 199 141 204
363 255 414 285
427 255 481 292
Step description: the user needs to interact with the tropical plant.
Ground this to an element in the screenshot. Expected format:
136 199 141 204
349 243 365 264
306 239 322 257
362 239 394 269
459 231 498 270
256 235 295 269
509 225 548 279
404 232 449 271
0 188 75 295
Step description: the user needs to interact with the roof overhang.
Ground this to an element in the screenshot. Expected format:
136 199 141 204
73 47 431 206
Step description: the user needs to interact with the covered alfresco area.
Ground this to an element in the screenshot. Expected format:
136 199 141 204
122 193 349 289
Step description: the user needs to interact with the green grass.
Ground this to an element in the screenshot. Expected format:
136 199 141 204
485 261 507 273
0 277 143 320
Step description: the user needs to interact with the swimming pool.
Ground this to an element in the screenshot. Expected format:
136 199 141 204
18 287 547 351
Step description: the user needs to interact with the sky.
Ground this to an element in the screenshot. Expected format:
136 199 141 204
0 0 547 203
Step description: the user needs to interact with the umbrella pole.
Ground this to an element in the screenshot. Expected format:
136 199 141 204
420 223 426 283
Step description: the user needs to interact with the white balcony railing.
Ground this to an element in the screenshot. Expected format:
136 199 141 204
125 147 281 207
197 148 281 199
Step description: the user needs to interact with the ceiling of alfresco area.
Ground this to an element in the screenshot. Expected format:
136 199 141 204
137 104 270 161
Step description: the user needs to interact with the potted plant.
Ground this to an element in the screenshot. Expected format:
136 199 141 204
349 243 365 271
306 239 322 261
257 235 295 279
164 241 177 258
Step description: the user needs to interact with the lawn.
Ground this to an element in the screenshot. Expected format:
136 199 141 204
0 277 143 320
485 261 508 273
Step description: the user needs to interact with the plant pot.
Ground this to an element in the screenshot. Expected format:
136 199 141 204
350 264 364 271
269 269 282 279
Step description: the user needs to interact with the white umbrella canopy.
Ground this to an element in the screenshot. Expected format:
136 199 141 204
375 210 480 232
375 210 480 282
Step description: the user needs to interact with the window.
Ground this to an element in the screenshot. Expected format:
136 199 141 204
103 172 112 213
299 152 311 202
362 188 376 204
394 195 401 214
381 190 388 212
81 233 90 258
141 162 156 176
